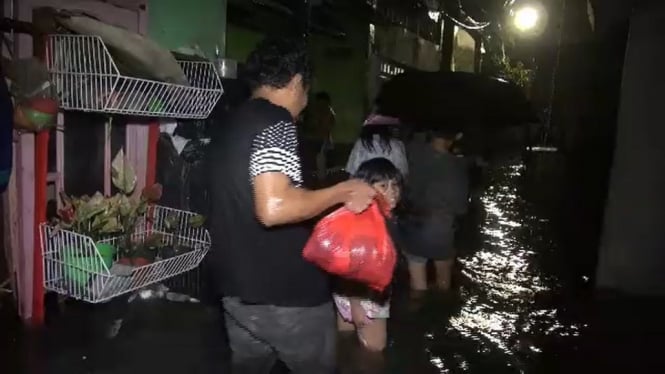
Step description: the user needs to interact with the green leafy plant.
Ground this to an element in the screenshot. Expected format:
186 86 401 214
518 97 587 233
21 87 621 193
56 191 122 240
491 55 535 88
56 149 163 251
159 212 206 258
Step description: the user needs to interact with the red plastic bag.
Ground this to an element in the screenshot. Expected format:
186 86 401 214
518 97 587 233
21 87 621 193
303 199 397 291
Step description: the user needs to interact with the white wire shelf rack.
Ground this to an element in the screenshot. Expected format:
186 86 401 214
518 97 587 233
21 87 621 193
40 205 211 304
45 34 224 119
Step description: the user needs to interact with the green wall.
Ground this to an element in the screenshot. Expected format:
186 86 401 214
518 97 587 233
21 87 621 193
148 0 369 142
148 0 227 57
225 21 369 143
225 24 263 61
308 30 369 143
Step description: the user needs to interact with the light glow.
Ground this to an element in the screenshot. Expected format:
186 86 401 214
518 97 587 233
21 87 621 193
513 6 540 32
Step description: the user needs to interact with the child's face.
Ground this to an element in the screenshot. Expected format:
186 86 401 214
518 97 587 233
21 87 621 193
372 179 401 210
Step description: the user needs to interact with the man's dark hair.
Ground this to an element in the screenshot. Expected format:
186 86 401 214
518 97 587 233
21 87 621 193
314 91 331 103
243 37 311 91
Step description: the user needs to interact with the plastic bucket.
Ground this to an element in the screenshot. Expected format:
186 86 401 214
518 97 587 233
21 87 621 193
62 243 116 288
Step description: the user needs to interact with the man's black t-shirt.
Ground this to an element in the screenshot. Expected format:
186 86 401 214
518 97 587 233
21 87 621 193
208 98 330 307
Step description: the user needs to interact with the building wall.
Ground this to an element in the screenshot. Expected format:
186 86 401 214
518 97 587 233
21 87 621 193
453 27 476 73
224 12 476 143
597 0 665 295
225 21 369 144
374 23 477 74
225 24 263 62
374 24 441 71
3 0 148 322
309 19 369 143
148 0 227 57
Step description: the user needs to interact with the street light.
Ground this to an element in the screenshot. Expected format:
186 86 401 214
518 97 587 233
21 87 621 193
508 2 547 37
513 6 540 32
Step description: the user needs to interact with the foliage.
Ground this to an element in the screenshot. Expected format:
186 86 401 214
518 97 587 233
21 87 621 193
490 55 535 88
160 211 206 256
56 149 163 248
55 148 206 260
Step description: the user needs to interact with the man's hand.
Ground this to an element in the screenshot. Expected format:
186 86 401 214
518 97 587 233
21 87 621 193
340 179 376 213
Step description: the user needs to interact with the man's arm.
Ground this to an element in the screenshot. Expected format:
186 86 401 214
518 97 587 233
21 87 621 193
253 172 355 227
249 120 374 227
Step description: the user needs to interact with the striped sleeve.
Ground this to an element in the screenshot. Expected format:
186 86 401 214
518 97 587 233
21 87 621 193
249 121 302 185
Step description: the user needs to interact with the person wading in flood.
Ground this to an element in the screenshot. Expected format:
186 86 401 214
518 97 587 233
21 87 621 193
345 114 408 177
334 157 404 353
403 129 469 294
207 37 376 373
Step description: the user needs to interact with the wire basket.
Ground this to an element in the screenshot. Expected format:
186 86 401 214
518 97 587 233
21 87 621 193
45 34 224 119
40 205 211 304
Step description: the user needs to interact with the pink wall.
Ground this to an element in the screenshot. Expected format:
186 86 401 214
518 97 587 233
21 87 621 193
8 0 148 321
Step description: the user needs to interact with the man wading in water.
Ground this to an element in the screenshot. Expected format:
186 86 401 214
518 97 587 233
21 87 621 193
403 130 469 294
208 37 376 373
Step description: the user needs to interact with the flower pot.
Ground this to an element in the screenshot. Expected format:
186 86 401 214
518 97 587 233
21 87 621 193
23 108 55 128
13 98 58 132
62 243 116 288
28 97 59 115
132 257 152 267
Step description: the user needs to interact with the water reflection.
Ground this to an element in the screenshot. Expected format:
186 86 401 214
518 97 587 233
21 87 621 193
390 161 584 373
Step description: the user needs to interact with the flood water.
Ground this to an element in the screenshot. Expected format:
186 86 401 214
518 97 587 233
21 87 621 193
373 159 585 373
2 155 665 373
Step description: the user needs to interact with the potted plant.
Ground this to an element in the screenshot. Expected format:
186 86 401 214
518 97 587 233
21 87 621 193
104 149 163 266
157 212 206 259
54 150 163 286
56 191 122 288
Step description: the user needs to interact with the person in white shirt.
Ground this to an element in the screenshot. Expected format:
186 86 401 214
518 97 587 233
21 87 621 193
345 113 408 177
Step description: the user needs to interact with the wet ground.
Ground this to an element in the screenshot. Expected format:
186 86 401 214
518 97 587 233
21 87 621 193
2 154 665 373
